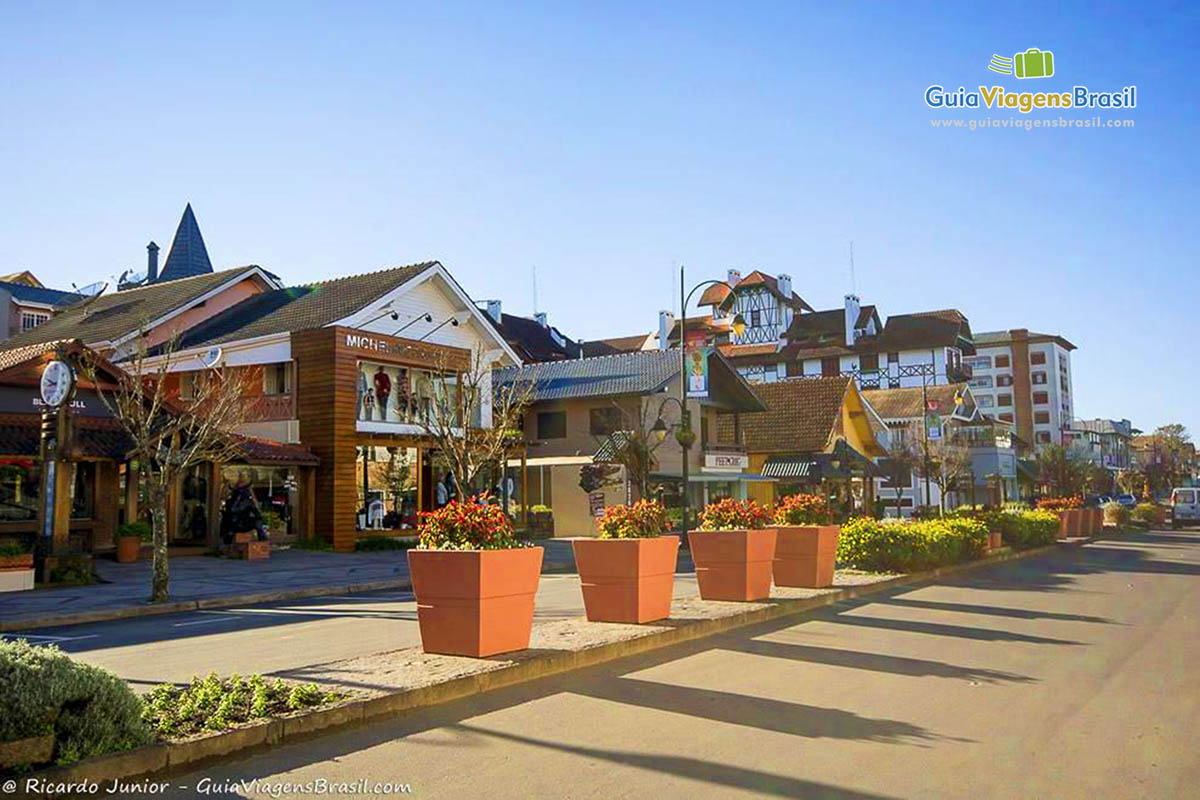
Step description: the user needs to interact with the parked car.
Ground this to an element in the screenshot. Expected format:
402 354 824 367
1170 488 1199 529
1113 494 1138 507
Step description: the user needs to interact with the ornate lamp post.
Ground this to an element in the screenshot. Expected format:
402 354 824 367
649 265 746 538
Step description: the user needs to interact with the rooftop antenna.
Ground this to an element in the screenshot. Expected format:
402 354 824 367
849 241 858 295
531 265 539 315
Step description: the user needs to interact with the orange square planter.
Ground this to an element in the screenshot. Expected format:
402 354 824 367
572 536 680 623
407 547 544 657
988 531 1003 551
115 536 141 563
770 526 838 588
1057 509 1084 539
687 528 777 601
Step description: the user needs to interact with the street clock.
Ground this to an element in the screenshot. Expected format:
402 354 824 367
40 360 75 408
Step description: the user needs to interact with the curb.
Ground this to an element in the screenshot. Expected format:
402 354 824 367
11 536 1102 795
0 560 579 633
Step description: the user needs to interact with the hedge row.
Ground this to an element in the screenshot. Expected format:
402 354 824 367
975 509 1060 550
837 516 989 572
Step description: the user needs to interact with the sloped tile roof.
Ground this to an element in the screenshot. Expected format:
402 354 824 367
157 204 214 283
0 267 267 350
495 350 681 402
717 376 851 454
231 435 319 466
0 339 74 373
176 262 436 348
484 312 580 362
875 310 973 352
580 334 653 357
697 270 814 312
862 383 968 420
974 329 1076 351
0 281 83 308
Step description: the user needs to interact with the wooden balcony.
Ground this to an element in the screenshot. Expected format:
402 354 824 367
246 393 296 422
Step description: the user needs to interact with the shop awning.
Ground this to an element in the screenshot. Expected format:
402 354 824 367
760 443 884 481
761 456 817 479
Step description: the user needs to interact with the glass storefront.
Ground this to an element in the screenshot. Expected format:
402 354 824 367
356 446 420 530
0 459 40 522
220 465 298 539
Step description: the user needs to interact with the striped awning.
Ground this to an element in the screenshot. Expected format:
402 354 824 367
761 456 817 479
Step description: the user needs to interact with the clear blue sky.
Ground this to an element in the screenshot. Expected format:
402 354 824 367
1 1 1196 435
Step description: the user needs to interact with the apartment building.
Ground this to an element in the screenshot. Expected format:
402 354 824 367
968 329 1076 449
659 269 974 390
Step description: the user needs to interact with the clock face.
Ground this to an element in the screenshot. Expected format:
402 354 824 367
40 360 74 407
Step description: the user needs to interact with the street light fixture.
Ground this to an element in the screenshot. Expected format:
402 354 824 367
671 265 749 539
392 313 433 336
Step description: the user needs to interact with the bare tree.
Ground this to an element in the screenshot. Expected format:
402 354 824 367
416 348 531 501
915 434 974 513
883 426 920 517
80 333 251 602
589 399 668 503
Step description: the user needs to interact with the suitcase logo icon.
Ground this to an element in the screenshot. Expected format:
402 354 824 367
988 48 1055 79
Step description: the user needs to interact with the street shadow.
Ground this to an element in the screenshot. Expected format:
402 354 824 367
571 676 959 745
721 638 1036 684
447 724 904 799
875 596 1115 625
813 610 1084 646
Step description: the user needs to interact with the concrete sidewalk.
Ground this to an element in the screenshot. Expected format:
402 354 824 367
1 540 586 632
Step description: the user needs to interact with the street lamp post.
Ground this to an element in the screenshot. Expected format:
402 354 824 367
650 265 746 539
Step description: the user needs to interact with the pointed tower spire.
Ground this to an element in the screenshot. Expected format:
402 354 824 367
157 203 214 282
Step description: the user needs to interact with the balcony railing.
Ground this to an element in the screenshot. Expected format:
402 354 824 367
246 393 296 422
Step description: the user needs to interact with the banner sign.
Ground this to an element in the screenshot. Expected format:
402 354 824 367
686 348 711 398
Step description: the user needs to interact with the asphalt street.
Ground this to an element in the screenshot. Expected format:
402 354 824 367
135 529 1200 799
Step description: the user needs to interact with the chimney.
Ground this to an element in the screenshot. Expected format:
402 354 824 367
777 273 794 333
658 310 675 350
534 312 548 328
726 269 742 287
147 241 159 283
844 294 861 348
485 300 502 323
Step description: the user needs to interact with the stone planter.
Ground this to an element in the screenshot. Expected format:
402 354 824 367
572 536 679 624
115 535 142 563
407 546 543 657
0 552 33 570
687 529 777 601
770 525 838 588
0 733 54 769
1057 509 1084 539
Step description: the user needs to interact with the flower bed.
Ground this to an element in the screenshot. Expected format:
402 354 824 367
836 516 989 573
977 509 1060 550
142 673 341 739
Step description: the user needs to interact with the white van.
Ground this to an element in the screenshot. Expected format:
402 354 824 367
1170 488 1199 528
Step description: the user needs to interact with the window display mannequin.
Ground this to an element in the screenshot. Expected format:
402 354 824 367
373 366 392 421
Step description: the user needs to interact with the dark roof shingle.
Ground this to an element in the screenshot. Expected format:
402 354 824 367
717 376 851 454
176 262 436 348
0 281 83 308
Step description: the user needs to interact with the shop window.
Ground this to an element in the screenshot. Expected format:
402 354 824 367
1035 411 1051 424
1031 351 1047 365
537 411 567 439
1033 391 1049 405
995 354 1011 368
786 360 804 377
588 407 622 437
0 460 40 522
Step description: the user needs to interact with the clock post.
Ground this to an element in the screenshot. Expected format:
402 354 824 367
35 355 76 580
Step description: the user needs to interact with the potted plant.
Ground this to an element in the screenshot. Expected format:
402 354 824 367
116 521 151 563
1036 497 1083 539
0 541 34 593
768 494 839 588
688 498 776 601
407 500 543 657
572 500 679 624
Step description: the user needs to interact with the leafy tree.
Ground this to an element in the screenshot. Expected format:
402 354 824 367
1035 444 1088 498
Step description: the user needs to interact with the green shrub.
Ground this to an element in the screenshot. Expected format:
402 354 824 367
142 673 340 739
1103 501 1130 526
982 509 1058 549
0 640 151 766
836 516 988 572
1131 503 1161 524
354 536 415 552
48 555 95 586
118 521 152 542
0 541 29 557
